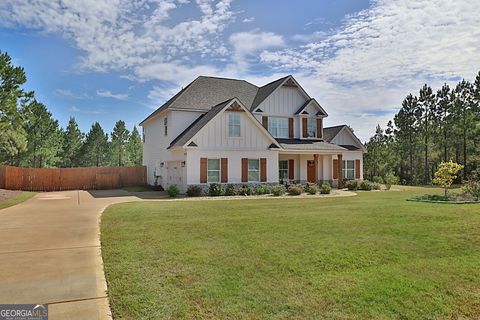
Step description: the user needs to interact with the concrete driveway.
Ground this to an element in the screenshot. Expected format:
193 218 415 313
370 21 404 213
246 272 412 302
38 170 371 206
0 190 150 320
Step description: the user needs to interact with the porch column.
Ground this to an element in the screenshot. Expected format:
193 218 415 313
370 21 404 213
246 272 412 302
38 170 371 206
313 154 319 182
337 154 343 188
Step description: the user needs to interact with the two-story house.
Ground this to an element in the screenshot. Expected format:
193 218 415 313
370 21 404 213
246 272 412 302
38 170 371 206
140 75 366 191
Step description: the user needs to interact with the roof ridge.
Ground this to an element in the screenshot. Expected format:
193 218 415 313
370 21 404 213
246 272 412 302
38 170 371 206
198 75 259 87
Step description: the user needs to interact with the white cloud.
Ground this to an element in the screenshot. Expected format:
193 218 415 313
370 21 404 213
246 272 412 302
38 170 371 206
242 17 255 23
70 106 104 114
55 89 90 99
96 90 128 100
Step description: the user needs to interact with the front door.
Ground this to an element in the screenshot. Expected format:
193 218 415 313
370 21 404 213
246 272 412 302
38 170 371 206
307 160 316 183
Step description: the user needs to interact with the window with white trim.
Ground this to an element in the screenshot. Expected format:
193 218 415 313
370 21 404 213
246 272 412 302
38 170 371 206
207 159 220 183
164 116 168 136
248 159 260 182
342 160 355 179
307 118 317 138
228 114 241 137
268 117 289 138
279 160 288 180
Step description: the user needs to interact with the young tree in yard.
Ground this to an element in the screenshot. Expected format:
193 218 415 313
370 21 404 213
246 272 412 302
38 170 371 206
22 100 63 167
463 170 480 201
0 51 29 163
110 120 129 166
62 117 83 167
82 122 108 167
433 161 463 198
126 126 142 166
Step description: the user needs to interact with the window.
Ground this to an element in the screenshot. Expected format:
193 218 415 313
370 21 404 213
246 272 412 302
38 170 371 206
142 127 146 143
207 159 220 183
307 118 317 138
248 159 260 182
228 114 241 137
164 117 168 136
268 117 289 138
279 160 288 180
342 160 355 179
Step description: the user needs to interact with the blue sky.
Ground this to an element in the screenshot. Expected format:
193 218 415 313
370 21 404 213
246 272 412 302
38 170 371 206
1 0 479 141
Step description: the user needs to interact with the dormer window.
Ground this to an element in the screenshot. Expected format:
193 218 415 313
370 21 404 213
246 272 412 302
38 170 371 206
307 118 317 138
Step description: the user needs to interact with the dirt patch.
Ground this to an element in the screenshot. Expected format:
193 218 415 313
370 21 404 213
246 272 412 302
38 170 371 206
0 189 21 201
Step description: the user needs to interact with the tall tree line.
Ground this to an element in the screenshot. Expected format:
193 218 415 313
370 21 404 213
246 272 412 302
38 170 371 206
0 51 142 168
364 71 480 184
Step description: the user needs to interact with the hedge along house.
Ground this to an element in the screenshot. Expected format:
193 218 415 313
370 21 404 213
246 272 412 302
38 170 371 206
140 75 366 191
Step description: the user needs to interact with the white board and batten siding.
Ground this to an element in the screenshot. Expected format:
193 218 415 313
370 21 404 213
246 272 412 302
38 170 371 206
257 86 308 116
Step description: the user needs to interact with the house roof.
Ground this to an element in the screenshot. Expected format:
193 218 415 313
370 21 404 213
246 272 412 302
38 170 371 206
167 99 233 149
294 98 328 116
250 76 289 111
323 125 347 142
276 139 347 151
340 145 360 151
140 76 258 125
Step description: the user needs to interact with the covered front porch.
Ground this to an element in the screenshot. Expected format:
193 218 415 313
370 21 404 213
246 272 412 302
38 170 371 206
278 152 345 188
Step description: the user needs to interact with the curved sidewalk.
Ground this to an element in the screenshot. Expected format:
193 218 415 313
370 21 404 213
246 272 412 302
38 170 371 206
0 190 140 320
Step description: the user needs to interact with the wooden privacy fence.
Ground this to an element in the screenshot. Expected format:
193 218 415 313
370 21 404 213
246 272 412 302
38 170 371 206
0 165 146 191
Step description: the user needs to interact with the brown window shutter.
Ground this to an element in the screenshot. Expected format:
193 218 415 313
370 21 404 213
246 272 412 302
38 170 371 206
317 118 322 139
200 158 207 183
241 158 248 182
355 159 361 179
333 159 338 179
302 118 308 138
288 159 294 179
288 118 294 138
262 116 268 129
260 158 267 182
221 158 228 183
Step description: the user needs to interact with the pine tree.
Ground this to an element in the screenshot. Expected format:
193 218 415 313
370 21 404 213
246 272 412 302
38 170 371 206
435 84 451 162
62 117 83 167
110 120 129 166
126 126 142 166
82 122 108 167
418 84 435 183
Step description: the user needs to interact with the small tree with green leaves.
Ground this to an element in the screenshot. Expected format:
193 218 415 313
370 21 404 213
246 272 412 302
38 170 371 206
463 170 480 201
432 161 463 198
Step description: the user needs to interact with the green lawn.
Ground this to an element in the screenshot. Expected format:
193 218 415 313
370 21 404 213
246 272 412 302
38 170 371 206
101 187 480 319
0 192 36 210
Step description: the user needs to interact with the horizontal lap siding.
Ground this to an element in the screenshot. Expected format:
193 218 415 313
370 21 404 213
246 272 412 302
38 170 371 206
0 164 146 191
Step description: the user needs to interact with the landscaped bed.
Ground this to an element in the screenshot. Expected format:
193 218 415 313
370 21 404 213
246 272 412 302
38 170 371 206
0 189 36 210
101 187 480 319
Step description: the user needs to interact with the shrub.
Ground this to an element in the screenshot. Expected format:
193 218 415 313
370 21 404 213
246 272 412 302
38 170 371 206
166 184 180 197
372 176 384 184
238 185 254 196
208 183 224 196
383 172 399 190
271 184 286 196
255 185 271 195
345 180 359 191
371 182 382 190
186 185 202 197
359 180 373 191
224 184 238 196
320 182 331 194
463 170 480 201
433 161 464 197
288 184 304 196
305 183 319 195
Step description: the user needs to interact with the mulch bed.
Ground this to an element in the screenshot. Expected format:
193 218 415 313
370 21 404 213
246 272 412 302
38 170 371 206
0 189 21 202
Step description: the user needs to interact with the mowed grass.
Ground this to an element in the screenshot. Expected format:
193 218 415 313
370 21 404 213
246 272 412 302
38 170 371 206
0 192 36 210
101 187 480 319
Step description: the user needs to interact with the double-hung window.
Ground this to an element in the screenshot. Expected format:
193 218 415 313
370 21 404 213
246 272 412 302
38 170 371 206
164 117 168 136
228 114 241 137
268 117 289 138
342 160 355 179
307 118 317 138
279 160 288 180
248 159 260 182
207 159 220 183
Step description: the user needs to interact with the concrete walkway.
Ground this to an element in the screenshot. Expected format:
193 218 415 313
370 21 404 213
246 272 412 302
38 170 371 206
0 190 143 320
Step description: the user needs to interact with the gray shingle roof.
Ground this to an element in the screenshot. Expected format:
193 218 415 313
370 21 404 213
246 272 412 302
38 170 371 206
250 76 289 111
323 125 347 142
167 99 233 149
276 139 347 151
140 76 258 125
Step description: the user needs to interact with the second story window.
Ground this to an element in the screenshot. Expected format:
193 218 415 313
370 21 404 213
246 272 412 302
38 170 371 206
228 114 241 137
164 116 168 136
142 127 146 143
268 117 288 138
307 118 317 138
